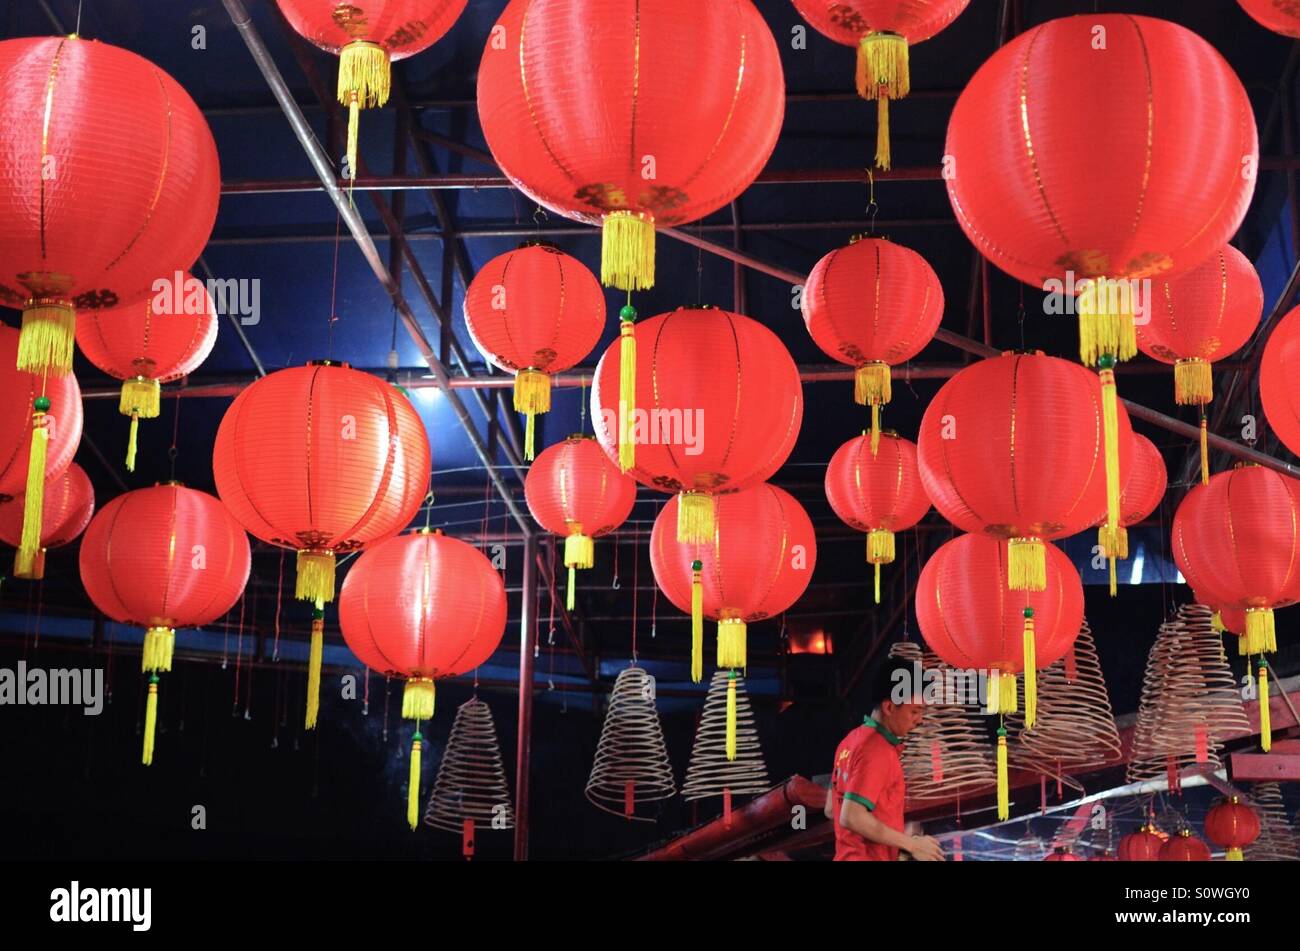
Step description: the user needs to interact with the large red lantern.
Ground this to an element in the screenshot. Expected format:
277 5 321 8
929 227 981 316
213 363 431 728
915 532 1083 817
0 325 84 576
0 462 93 579
802 236 944 442
591 307 803 544
1204 797 1261 861
945 15 1257 368
917 351 1133 591
1099 432 1167 595
477 0 784 292
789 0 970 168
1238 0 1300 37
524 435 636 610
276 1 467 180
650 484 816 685
1117 826 1164 861
79 484 251 764
464 243 605 459
338 529 507 828
76 273 218 472
1160 830 1212 862
1260 305 1300 459
0 37 220 376
824 431 930 603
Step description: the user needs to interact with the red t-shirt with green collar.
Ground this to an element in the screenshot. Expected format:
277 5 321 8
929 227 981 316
829 715 905 861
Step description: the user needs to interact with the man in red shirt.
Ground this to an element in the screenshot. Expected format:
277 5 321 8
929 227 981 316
825 656 944 861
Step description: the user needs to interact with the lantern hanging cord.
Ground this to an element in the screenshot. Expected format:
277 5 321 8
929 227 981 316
273 548 285 661
865 169 878 235
75 1 83 35
327 206 343 360
168 392 182 481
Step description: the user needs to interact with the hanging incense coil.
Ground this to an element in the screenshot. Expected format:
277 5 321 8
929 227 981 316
1007 622 1122 777
682 671 771 801
1126 604 1249 784
586 666 676 821
424 697 514 835
1245 783 1300 862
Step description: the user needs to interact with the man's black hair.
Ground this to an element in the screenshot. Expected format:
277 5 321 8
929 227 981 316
865 654 922 712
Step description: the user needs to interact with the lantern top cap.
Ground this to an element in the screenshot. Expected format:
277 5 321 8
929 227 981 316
517 238 561 252
565 433 596 442
848 233 891 245
861 428 899 439
306 359 352 369
157 480 186 488
1000 349 1046 358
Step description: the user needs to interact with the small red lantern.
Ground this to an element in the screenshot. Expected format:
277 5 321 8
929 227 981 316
0 462 94 579
1098 432 1167 595
76 273 218 472
1260 305 1300 459
824 431 930 603
79 484 251 764
1044 846 1082 861
276 0 467 180
0 37 220 376
1238 0 1300 37
1160 829 1212 862
1204 796 1261 861
1117 826 1164 861
0 325 84 576
591 307 803 543
464 243 605 459
477 0 784 291
1089 851 1118 862
802 236 944 443
917 351 1132 591
338 529 507 829
650 484 816 684
524 435 636 609
789 0 970 168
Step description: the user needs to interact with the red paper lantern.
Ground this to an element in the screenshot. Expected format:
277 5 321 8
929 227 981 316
0 37 220 376
591 307 803 545
79 483 251 764
1043 847 1081 861
789 0 970 168
1238 0 1300 37
338 529 507 828
650 484 816 682
477 0 784 291
464 243 606 459
1260 305 1300 458
1160 830 1212 862
1205 796 1261 861
917 351 1133 590
945 15 1257 368
524 435 636 610
0 462 93 579
802 236 944 439
1172 465 1300 656
1117 827 1164 861
1097 432 1167 594
276 1 466 179
76 273 218 472
1089 851 1118 862
824 431 930 602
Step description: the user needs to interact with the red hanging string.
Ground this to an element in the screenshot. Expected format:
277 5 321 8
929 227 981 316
272 549 285 661
233 588 246 712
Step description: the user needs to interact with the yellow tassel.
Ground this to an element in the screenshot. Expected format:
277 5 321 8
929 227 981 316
1245 607 1276 656
337 40 390 181
677 491 714 545
1099 522 1127 598
691 561 704 685
867 528 894 565
618 309 637 472
873 562 881 605
855 362 891 456
408 731 423 831
717 617 747 670
856 32 909 170
1200 417 1210 486
514 369 551 461
1109 555 1117 597
1001 670 1018 715
564 532 594 569
296 550 337 603
120 377 161 419
346 93 360 181
142 675 158 766
141 626 175 674
1211 610 1226 634
726 672 737 761
17 300 75 376
14 547 45 580
305 604 323 730
126 414 139 473
1007 537 1046 592
566 564 576 612
402 678 436 721
1022 609 1037 730
996 727 1009 820
986 669 1001 715
875 96 892 171
601 211 656 291
1099 366 1123 554
18 404 49 578
1227 847 1243 861
1175 358 1212 406
1077 280 1137 366
1259 659 1271 753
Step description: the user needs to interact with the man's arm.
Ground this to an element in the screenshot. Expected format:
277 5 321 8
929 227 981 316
823 787 836 821
839 798 945 861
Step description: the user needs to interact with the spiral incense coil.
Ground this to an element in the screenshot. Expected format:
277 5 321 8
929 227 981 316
586 666 676 821
682 671 771 801
1008 622 1122 775
1245 783 1300 862
1126 604 1249 784
424 697 514 835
